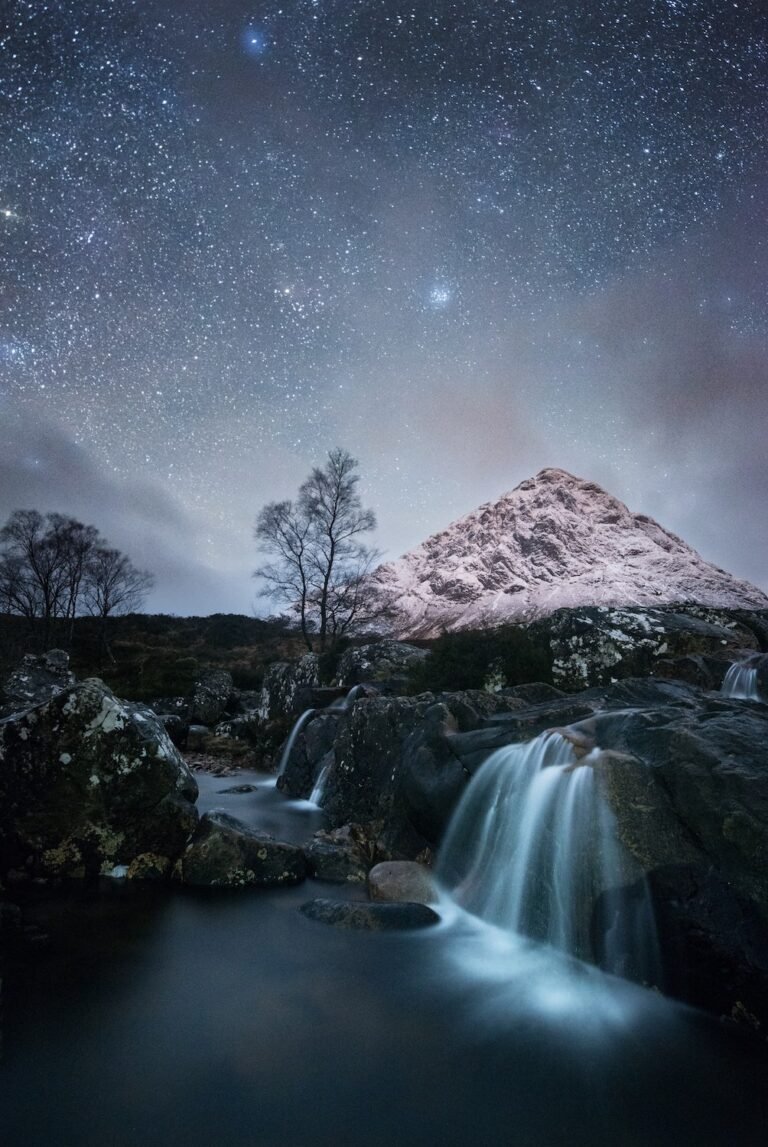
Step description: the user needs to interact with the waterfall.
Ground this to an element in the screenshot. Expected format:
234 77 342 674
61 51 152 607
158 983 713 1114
275 708 316 777
328 684 367 712
721 663 761 701
437 732 660 983
309 759 332 806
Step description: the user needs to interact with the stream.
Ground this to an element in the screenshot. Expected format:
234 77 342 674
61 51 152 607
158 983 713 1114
2 767 767 1146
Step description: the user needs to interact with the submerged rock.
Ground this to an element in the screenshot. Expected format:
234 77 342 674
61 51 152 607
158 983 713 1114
0 678 198 879
300 898 439 931
177 811 306 887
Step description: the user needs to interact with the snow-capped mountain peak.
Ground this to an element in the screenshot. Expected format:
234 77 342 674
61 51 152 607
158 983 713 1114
372 468 768 635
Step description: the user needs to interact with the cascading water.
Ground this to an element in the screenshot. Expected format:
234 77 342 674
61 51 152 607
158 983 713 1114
721 663 761 701
309 759 332 806
307 685 369 804
275 708 316 777
438 731 660 985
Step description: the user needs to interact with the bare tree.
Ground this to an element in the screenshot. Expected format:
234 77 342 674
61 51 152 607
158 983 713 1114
82 547 155 662
0 510 72 644
254 448 382 652
0 510 154 653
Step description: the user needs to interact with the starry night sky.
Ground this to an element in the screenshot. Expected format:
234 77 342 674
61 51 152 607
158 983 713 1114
2 0 767 613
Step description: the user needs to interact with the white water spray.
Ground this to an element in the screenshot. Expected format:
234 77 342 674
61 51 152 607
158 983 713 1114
721 663 761 701
438 732 660 983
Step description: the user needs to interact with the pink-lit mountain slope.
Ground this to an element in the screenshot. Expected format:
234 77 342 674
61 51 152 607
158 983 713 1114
372 468 768 636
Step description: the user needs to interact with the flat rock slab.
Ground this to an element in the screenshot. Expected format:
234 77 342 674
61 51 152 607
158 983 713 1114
368 861 437 905
300 898 440 931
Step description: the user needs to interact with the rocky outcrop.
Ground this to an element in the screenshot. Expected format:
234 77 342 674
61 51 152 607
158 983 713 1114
532 606 755 691
257 654 320 723
190 669 235 726
335 641 429 688
177 811 306 887
278 689 565 853
0 650 76 717
300 898 439 931
0 678 198 880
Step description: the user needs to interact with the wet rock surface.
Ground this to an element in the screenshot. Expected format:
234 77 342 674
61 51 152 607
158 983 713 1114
177 810 306 887
305 824 377 883
300 897 440 931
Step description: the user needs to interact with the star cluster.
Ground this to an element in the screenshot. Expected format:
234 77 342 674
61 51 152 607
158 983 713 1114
1 0 767 608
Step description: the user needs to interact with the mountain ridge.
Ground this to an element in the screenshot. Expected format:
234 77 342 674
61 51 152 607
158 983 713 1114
372 467 768 636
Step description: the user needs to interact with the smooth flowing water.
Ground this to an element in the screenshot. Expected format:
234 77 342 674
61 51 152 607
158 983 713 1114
2 761 767 1145
275 708 316 776
721 663 762 701
438 732 659 982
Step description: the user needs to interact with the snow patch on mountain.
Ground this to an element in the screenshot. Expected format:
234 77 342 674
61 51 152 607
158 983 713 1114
372 468 768 636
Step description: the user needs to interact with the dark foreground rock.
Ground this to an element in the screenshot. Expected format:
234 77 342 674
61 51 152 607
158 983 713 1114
0 678 198 879
582 689 768 1025
305 824 379 883
300 898 439 931
177 811 306 887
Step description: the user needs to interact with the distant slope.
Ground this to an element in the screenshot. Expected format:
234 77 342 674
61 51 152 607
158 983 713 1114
372 468 768 636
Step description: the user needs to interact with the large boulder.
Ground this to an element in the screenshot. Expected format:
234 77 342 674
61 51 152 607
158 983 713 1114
190 669 235 726
532 606 755 691
335 641 429 688
586 688 768 1023
0 650 76 717
0 679 198 879
177 811 306 887
257 654 320 722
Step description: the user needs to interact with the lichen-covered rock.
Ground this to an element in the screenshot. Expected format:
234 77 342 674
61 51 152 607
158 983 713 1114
177 810 306 887
213 711 263 744
367 861 437 905
300 898 439 931
0 679 198 879
190 669 235 726
257 654 320 723
305 824 380 883
535 606 754 691
334 641 429 688
1 650 76 717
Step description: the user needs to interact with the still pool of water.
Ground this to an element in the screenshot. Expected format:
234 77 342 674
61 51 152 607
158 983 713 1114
2 772 766 1146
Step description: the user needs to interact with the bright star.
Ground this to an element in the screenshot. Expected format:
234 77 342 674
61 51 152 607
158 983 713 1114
242 26 269 58
429 284 452 309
